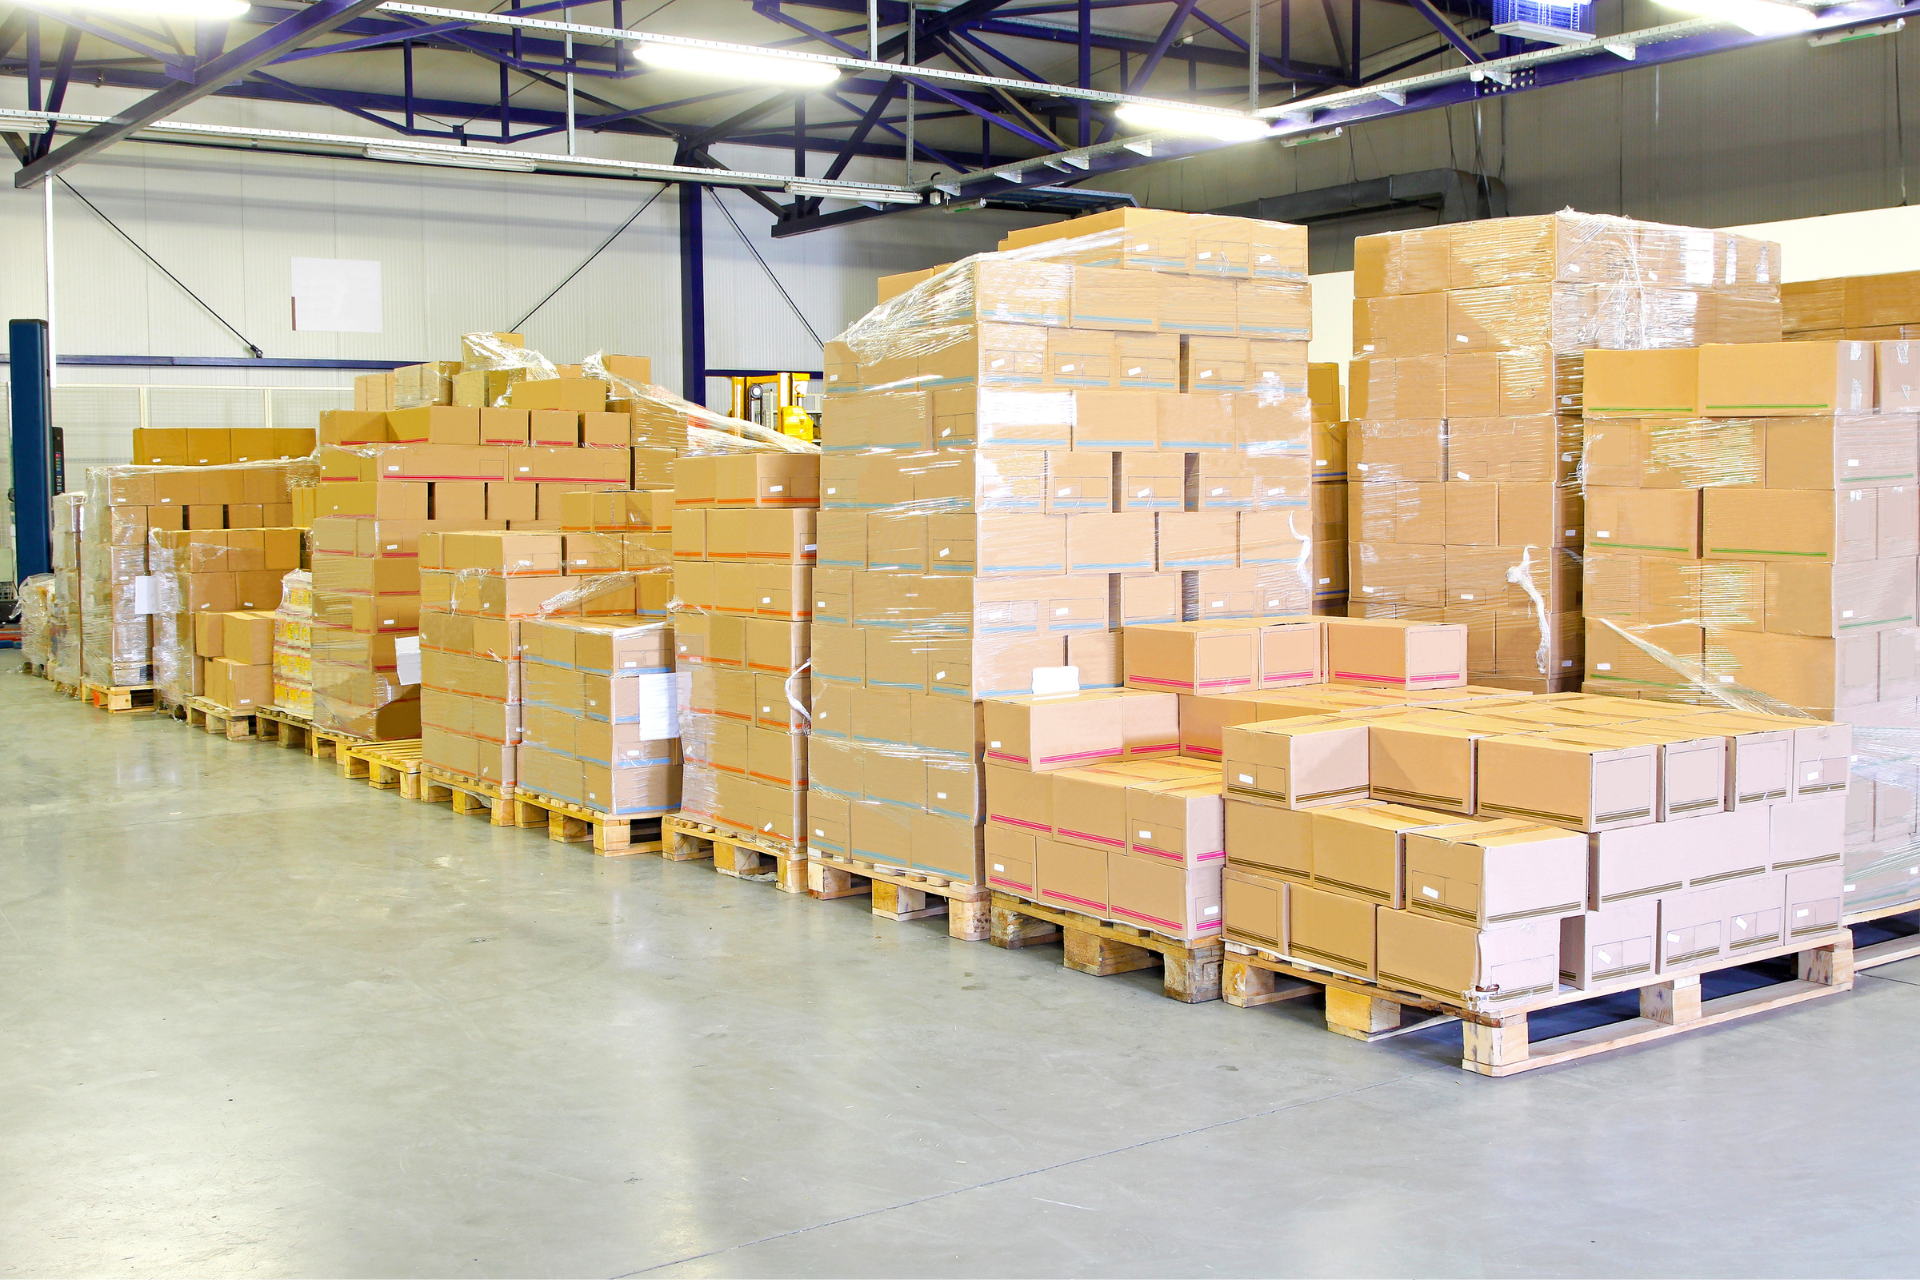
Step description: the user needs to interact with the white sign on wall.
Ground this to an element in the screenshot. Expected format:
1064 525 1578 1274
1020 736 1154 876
290 257 383 333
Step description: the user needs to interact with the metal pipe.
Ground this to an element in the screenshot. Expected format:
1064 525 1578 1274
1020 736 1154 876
564 5 575 154
1248 0 1258 110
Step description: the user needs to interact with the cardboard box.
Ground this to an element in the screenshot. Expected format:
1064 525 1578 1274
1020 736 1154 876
1222 716 1369 809
1656 884 1728 973
1324 617 1467 691
1125 784 1225 867
1477 733 1658 831
1786 864 1845 943
1702 488 1875 564
1109 853 1223 941
1223 863 1290 953
1559 899 1660 988
1586 487 1701 558
1123 621 1258 694
1376 911 1561 1006
1286 882 1377 978
1367 717 1488 815
1225 798 1313 880
1697 341 1875 416
1404 819 1587 928
1034 833 1111 916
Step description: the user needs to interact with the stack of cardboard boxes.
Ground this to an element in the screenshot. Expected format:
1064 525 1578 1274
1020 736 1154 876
131 427 315 466
417 528 678 813
980 615 1475 940
190 609 278 711
49 494 84 686
19 573 54 674
672 451 820 847
83 462 301 694
273 570 314 717
810 209 1317 885
1347 212 1784 692
1309 366 1347 615
1784 269 1920 341
1218 684 1848 1004
1581 338 1920 916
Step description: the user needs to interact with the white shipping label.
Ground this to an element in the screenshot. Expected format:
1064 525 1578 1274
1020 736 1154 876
393 636 422 685
132 576 160 615
636 672 685 740
1031 665 1080 696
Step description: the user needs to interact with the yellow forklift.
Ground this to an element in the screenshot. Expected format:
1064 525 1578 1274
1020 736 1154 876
727 372 818 443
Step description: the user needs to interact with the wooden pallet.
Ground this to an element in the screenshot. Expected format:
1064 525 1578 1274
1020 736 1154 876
1843 900 1920 972
20 660 46 678
180 694 256 740
512 789 665 856
81 681 155 714
255 705 313 752
53 679 82 700
340 738 425 798
1222 929 1855 1078
989 892 1223 1003
419 765 518 827
665 815 807 892
807 852 990 941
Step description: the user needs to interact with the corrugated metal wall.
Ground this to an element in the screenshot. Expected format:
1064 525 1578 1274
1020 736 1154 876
1102 10 1920 270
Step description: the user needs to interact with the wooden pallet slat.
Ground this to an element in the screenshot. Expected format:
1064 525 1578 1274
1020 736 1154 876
805 852 991 941
81 681 155 714
1842 901 1920 972
1222 928 1855 1077
988 892 1224 1003
178 694 257 741
665 815 806 891
515 789 665 857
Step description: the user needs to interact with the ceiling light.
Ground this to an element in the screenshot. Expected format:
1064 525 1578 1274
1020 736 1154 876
366 145 537 172
787 180 921 205
48 0 249 17
635 42 840 86
1661 0 1816 33
1492 19 1598 43
0 114 52 134
1113 103 1271 141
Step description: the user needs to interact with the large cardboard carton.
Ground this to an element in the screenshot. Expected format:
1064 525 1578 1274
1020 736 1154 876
1559 899 1659 988
1287 882 1377 978
1477 733 1658 831
1656 884 1728 973
1786 863 1845 943
1324 617 1468 691
1035 834 1110 916
1376 911 1561 1006
1109 853 1223 941
1125 784 1224 867
1309 803 1473 908
1221 716 1369 809
1404 819 1587 928
1223 863 1290 953
1367 716 1489 815
1225 798 1313 880
1697 340 1874 416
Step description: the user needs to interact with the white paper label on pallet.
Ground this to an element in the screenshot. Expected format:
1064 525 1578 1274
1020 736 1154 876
636 672 683 740
1031 665 1079 696
132 576 159 615
394 635 422 685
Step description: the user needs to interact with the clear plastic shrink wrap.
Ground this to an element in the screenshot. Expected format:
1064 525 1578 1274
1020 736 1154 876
122 459 314 706
1580 331 1920 915
19 573 55 668
273 570 314 717
49 493 86 686
1349 211 1784 694
807 211 1317 883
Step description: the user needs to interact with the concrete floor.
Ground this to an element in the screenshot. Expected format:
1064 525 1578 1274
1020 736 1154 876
4 673 1919 1280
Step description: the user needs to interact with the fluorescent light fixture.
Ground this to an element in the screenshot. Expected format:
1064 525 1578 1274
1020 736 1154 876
635 41 840 86
1278 127 1343 147
787 180 921 205
1121 140 1154 156
365 145 537 172
1375 89 1408 105
42 0 248 16
1491 20 1598 43
1113 102 1271 141
1661 0 1816 33
1602 39 1639 57
0 115 52 134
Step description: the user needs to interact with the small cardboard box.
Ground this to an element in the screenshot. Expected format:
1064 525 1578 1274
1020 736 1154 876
1376 910 1561 1006
1221 716 1370 810
1286 882 1377 978
1404 819 1588 928
1035 833 1111 916
1559 899 1659 989
1769 792 1845 873
1125 783 1225 867
1786 863 1845 943
1477 733 1658 832
1656 884 1728 973
1225 798 1313 880
1367 716 1488 815
1324 617 1467 691
985 762 1054 836
983 691 1125 771
1724 870 1788 956
1123 621 1258 694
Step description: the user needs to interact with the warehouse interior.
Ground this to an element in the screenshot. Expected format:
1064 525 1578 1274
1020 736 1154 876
7 0 1920 1273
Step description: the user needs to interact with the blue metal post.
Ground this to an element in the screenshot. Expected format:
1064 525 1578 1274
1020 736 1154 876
9 319 54 582
679 184 707 406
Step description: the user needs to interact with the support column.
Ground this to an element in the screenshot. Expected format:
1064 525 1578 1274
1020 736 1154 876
678 183 706 405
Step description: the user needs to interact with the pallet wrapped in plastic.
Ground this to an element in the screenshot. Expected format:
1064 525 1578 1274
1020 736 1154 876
19 573 55 669
49 494 86 686
273 569 314 717
1581 379 1918 916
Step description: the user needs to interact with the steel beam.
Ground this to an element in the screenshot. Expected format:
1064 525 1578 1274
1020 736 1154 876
1402 0 1482 64
679 184 705 402
16 0 391 185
